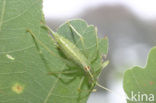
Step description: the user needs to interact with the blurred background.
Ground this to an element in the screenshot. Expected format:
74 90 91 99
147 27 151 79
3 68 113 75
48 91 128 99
43 0 156 103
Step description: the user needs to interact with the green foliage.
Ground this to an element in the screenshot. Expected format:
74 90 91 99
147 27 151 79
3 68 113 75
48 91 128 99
123 47 156 103
0 0 108 103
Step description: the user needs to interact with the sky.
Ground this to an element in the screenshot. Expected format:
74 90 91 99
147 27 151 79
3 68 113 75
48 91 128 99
43 0 156 20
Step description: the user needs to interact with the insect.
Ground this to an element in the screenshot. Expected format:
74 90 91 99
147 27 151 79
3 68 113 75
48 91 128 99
26 20 112 93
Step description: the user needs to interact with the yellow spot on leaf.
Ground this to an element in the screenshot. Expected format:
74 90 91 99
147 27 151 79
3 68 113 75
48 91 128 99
12 83 24 94
6 54 15 60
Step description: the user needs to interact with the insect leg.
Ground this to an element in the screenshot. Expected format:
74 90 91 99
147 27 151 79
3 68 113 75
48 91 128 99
95 60 109 76
90 27 100 64
77 76 96 92
77 76 85 92
26 29 52 73
101 60 109 70
48 69 78 84
77 77 112 93
26 29 69 63
48 69 78 75
27 29 57 56
67 21 84 46
67 21 87 56
95 27 99 51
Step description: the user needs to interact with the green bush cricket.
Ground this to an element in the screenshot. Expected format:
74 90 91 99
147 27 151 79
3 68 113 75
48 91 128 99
26 21 112 93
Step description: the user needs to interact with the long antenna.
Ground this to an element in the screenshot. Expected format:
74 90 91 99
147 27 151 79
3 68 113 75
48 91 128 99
96 82 127 103
96 82 114 93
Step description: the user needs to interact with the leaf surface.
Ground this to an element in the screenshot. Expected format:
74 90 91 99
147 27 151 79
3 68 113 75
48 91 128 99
123 47 156 103
0 1 108 103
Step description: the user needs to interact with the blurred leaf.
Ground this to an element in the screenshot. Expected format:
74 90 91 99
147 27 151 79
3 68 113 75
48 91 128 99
57 19 108 73
0 1 108 103
99 37 108 57
123 47 156 103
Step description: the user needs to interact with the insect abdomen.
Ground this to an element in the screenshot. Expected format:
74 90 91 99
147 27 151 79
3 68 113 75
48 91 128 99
53 32 90 71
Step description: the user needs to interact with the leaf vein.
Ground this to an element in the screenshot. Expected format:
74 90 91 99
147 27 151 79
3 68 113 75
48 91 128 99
0 45 34 54
3 0 39 24
43 75 60 103
0 0 6 31
43 65 65 103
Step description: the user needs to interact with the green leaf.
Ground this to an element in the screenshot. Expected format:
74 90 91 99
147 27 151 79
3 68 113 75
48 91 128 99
57 19 108 73
0 1 108 103
123 47 156 103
